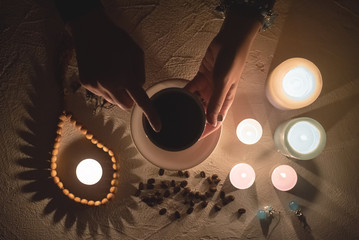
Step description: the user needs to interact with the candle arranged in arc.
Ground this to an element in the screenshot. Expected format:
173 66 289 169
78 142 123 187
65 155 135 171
274 117 326 160
266 57 322 110
271 165 298 191
229 163 256 189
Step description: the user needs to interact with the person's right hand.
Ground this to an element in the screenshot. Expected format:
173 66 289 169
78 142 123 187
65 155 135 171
69 9 161 132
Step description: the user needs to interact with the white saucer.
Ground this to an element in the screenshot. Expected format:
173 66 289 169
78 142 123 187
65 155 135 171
130 79 221 170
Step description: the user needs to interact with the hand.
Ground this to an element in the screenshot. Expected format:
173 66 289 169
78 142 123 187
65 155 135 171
69 9 161 132
186 10 262 139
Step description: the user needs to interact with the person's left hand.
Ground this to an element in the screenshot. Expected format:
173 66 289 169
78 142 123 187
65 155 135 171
69 9 161 132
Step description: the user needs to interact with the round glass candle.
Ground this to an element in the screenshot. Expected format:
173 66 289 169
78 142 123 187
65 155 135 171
266 58 322 110
271 165 298 191
236 119 263 145
76 159 103 185
229 163 256 189
274 117 326 160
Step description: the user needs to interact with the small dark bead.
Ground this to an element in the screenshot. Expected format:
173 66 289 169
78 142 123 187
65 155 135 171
134 189 141 197
213 178 221 184
186 207 194 214
173 186 181 194
138 182 144 190
147 184 154 190
178 170 184 177
164 189 170 198
211 174 218 180
147 178 155 185
194 192 201 199
170 180 176 187
160 181 169 189
226 195 235 202
200 171 206 178
184 171 190 178
238 208 246 215
220 191 225 199
158 168 165 176
159 208 167 215
206 177 213 184
174 211 181 219
180 180 188 188
205 191 213 198
201 200 208 208
209 186 217 193
214 204 222 211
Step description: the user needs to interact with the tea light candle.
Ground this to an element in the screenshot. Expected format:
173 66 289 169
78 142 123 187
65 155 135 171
274 117 326 160
271 165 297 191
236 119 263 145
229 163 255 189
76 159 103 185
266 58 322 110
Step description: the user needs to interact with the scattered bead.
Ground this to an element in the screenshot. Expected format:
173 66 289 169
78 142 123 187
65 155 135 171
211 174 218 180
174 211 181 219
180 180 188 188
138 182 144 190
158 168 165 176
184 171 190 178
200 171 206 178
147 178 155 185
173 186 181 194
178 171 184 177
159 208 167 215
186 207 194 214
238 208 246 216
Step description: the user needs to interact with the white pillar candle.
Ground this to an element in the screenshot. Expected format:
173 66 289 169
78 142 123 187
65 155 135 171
274 117 326 160
266 58 322 110
236 119 263 145
76 159 103 185
229 163 256 189
271 165 297 191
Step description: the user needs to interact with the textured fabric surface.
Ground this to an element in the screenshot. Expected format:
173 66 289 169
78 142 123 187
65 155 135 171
1 0 358 239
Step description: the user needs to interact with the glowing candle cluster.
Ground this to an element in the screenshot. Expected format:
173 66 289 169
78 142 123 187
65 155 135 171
271 165 298 191
236 119 263 145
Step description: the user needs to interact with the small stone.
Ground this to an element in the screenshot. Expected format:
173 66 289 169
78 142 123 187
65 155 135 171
180 180 188 188
213 178 221 184
200 171 206 178
134 190 141 197
164 189 170 198
220 191 225 199
214 204 222 211
173 186 181 194
211 174 218 180
174 211 181 219
160 181 169 189
186 207 194 214
158 168 165 176
147 178 155 185
184 171 190 178
178 171 184 177
159 208 167 215
238 208 246 216
201 200 208 208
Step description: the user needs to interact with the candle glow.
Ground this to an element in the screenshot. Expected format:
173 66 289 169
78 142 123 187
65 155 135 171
230 163 255 189
236 119 263 145
76 159 103 185
271 165 297 191
266 58 322 110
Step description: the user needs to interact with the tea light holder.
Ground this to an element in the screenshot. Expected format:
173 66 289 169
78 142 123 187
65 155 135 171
236 119 263 145
266 58 322 110
271 165 297 191
274 117 326 160
229 163 256 189
76 158 103 185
